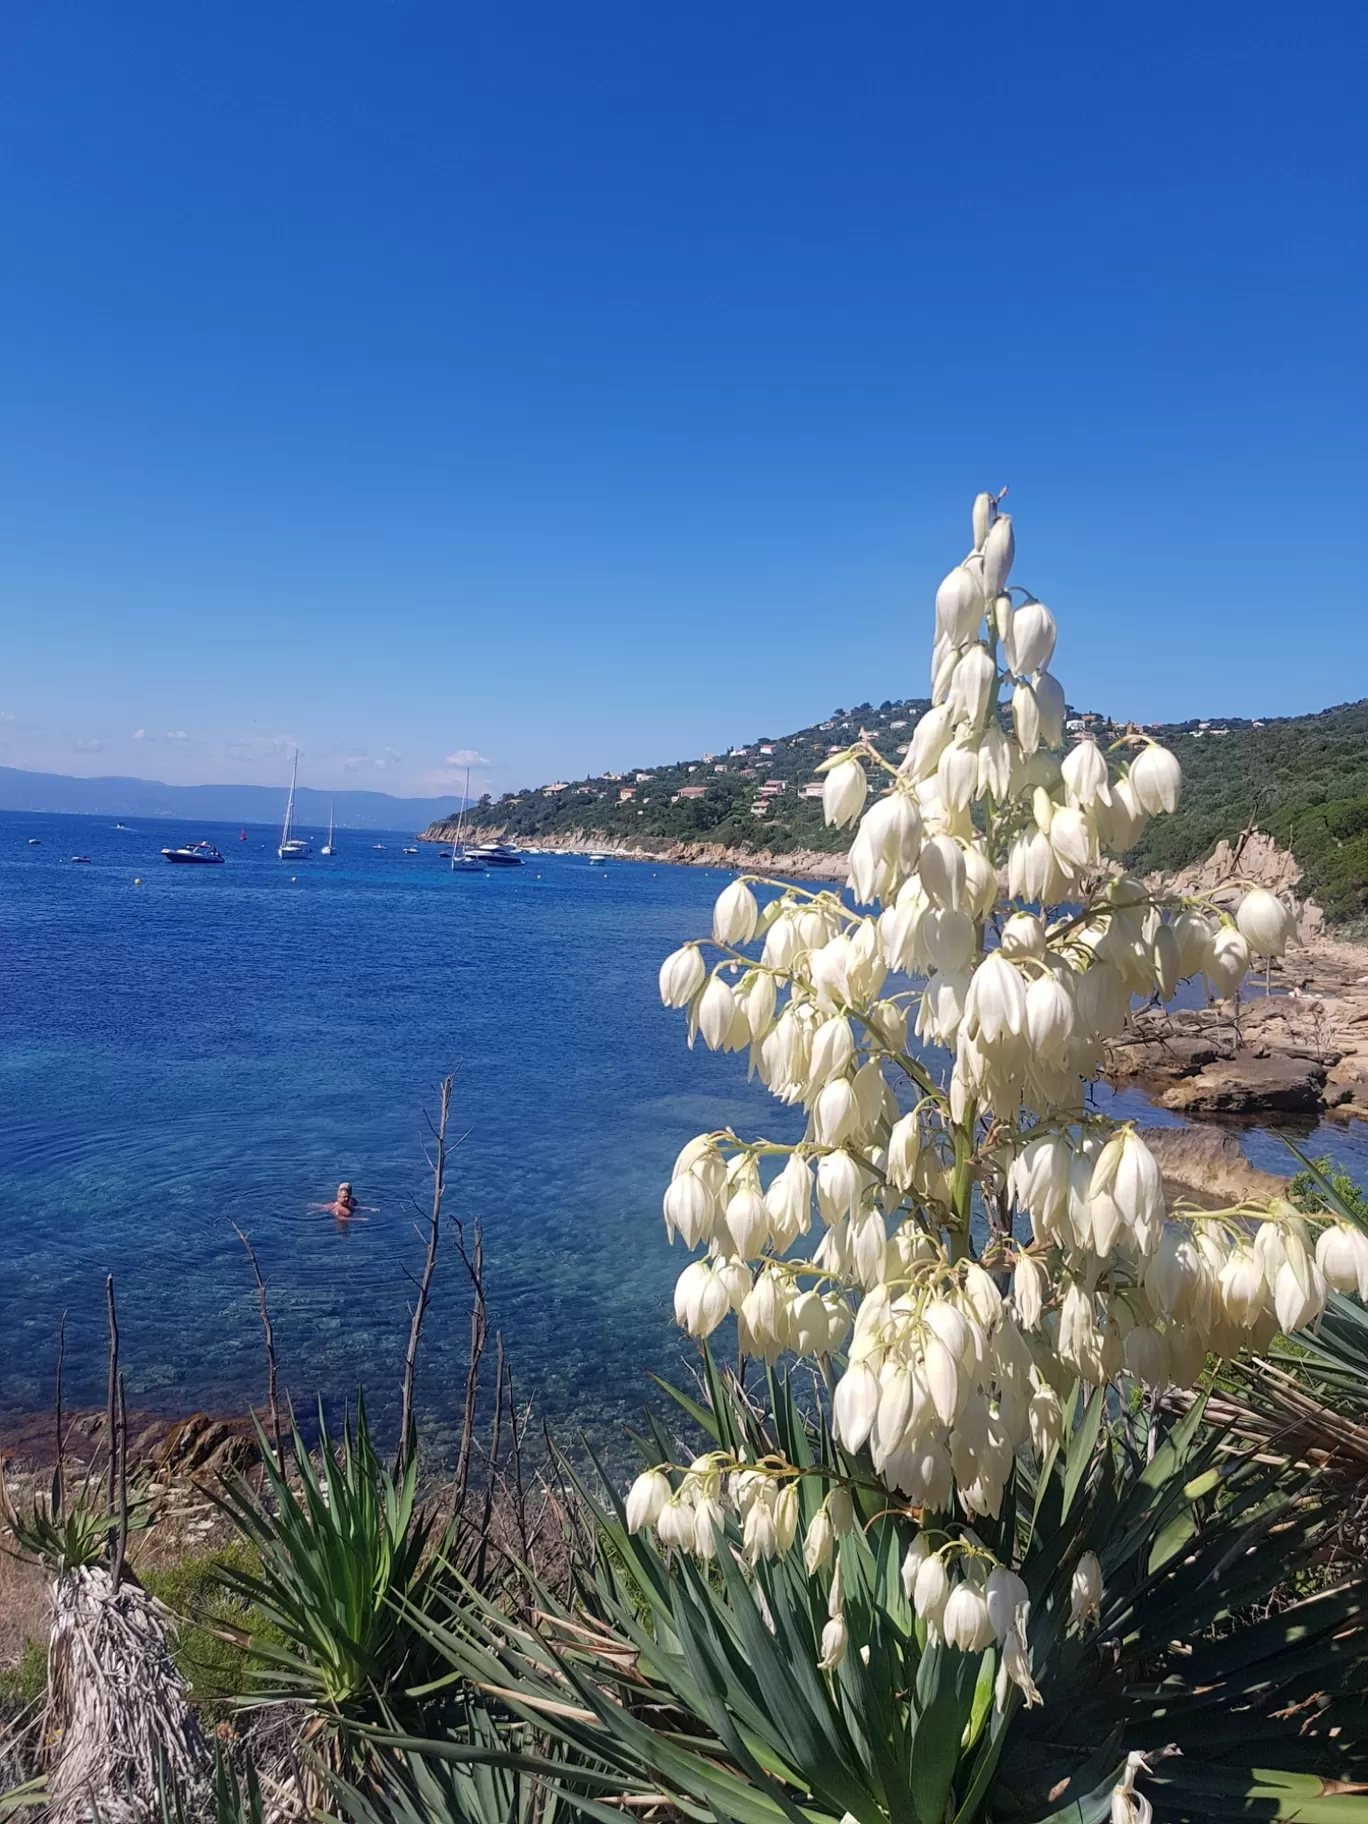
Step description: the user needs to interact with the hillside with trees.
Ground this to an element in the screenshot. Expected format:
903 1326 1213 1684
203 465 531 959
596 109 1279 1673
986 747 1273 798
444 696 1368 922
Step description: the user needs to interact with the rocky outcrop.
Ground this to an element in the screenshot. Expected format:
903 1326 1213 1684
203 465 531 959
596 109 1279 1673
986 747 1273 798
1137 1124 1289 1207
1105 936 1368 1123
1146 829 1324 941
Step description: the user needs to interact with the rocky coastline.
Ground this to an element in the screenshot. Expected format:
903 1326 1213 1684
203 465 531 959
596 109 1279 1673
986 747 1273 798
420 821 851 880
425 822 1368 1124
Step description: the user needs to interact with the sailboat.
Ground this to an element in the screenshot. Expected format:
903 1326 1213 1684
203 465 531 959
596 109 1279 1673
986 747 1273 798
321 804 335 856
449 769 484 873
278 749 311 859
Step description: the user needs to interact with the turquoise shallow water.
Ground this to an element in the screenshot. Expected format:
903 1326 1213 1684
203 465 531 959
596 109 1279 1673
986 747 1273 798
3 810 1366 1454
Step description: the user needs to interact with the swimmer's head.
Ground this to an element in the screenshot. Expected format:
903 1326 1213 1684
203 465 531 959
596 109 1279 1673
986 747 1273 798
338 1182 353 1198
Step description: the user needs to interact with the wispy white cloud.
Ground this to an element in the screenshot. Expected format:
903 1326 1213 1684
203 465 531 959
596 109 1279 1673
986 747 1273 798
166 730 188 742
131 728 146 740
0 710 15 723
445 748 492 768
74 737 104 753
224 734 293 765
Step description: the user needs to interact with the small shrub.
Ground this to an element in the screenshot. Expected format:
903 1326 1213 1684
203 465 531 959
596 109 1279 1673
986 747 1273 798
0 1639 46 1708
142 1541 278 1723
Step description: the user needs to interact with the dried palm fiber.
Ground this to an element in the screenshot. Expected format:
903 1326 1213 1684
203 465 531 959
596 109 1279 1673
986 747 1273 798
45 1563 210 1824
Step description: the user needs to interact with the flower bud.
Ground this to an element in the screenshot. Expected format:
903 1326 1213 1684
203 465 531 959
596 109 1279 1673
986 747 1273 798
948 645 996 729
936 565 984 645
659 944 706 1008
902 707 955 787
913 1552 949 1626
625 1468 671 1533
1236 888 1294 959
971 491 994 552
1025 972 1075 1063
713 879 759 947
663 1171 713 1248
698 975 738 1050
833 1361 880 1452
943 1581 996 1653
804 1506 835 1573
1007 601 1056 677
1316 1223 1368 1298
1219 1246 1266 1327
1061 737 1110 808
1013 1253 1046 1329
822 758 868 829
807 1016 855 1090
692 1495 725 1558
981 513 1014 599
674 1259 730 1337
1034 672 1066 747
818 1613 848 1671
919 834 967 911
656 1496 694 1551
1028 1384 1063 1458
1206 926 1251 1001
1012 680 1041 755
814 1077 860 1147
1129 743 1182 815
1069 1551 1103 1625
985 1565 1029 1644
1274 1257 1327 1334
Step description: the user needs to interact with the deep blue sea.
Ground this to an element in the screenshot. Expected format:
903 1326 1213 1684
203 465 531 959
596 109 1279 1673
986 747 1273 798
3 810 1366 1456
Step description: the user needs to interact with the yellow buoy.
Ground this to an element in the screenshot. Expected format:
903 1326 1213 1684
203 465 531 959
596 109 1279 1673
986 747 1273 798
134 877 142 885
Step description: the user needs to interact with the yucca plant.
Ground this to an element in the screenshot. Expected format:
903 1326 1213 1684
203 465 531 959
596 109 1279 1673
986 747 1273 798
211 1399 474 1768
1207 1149 1368 1555
368 1350 1368 1824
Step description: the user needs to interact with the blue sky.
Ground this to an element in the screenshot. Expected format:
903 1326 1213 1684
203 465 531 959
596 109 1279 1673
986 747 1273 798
0 3 1363 799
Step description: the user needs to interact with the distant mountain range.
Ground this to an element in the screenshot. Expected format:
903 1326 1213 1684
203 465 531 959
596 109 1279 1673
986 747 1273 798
0 766 468 830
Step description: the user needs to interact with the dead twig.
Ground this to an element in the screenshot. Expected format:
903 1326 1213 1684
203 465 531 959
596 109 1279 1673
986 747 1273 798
55 1309 67 1518
231 1223 285 1475
111 1374 129 1594
104 1277 121 1529
454 1214 488 1510
398 1073 459 1475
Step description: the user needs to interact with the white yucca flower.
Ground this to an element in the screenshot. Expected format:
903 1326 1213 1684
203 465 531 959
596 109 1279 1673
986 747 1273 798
640 492 1325 1678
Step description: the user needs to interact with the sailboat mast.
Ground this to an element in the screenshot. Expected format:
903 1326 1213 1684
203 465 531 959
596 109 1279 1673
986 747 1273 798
282 749 298 847
451 767 470 870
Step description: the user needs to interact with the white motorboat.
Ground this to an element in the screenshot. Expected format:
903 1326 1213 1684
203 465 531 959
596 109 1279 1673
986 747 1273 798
468 839 524 867
279 750 311 859
162 842 225 865
589 853 609 866
321 804 335 856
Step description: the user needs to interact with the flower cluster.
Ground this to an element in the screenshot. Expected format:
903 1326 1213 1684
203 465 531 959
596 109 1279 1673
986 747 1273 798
635 494 1351 1704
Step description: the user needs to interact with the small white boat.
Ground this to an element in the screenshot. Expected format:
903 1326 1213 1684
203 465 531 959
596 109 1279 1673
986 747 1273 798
403 846 419 855
279 750 311 859
321 805 335 856
589 853 609 866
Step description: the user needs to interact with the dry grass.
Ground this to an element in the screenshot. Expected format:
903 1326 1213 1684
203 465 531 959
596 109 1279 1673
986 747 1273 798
0 1534 50 1670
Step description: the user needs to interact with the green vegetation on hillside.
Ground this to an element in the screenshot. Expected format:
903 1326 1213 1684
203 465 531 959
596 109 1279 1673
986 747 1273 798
1125 699 1368 922
452 696 1368 921
464 698 936 854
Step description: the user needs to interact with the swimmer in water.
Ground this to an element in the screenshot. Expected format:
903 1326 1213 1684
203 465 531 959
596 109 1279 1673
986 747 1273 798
309 1181 376 1222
